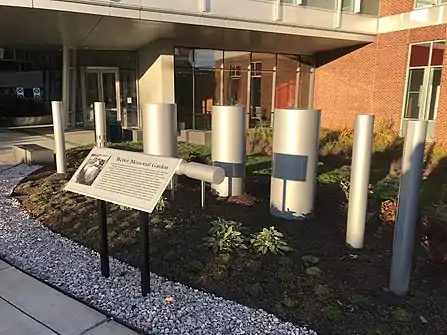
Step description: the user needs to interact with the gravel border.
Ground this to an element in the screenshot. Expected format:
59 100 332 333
0 164 317 335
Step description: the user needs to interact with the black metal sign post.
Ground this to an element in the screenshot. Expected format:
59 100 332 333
140 211 150 296
98 199 110 277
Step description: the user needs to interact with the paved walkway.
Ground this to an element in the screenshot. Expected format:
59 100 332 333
0 128 140 335
0 260 140 335
0 127 94 165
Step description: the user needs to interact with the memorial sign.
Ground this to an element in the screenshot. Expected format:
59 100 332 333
65 147 182 213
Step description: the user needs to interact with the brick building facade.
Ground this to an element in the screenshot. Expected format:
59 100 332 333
314 0 447 142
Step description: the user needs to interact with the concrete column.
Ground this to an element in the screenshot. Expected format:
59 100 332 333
94 102 107 148
51 101 67 173
270 109 321 220
138 40 175 106
389 120 428 296
62 45 70 130
346 114 374 249
211 106 246 197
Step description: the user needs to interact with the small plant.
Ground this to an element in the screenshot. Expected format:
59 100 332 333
379 198 398 225
314 284 331 300
305 266 323 277
302 255 320 267
28 194 40 203
250 226 291 255
155 196 169 212
340 179 350 201
245 282 263 297
323 305 343 322
203 218 247 253
282 295 298 308
391 307 412 324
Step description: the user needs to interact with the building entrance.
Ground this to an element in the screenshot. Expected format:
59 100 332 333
81 67 121 126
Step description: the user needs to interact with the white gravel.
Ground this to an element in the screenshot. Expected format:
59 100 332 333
0 164 317 335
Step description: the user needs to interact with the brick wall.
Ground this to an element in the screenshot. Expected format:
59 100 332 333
314 24 447 142
380 0 413 17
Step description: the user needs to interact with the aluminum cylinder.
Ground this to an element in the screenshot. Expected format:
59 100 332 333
177 161 225 184
211 106 246 197
51 101 67 174
270 109 321 220
94 102 107 148
142 103 177 157
390 120 428 296
346 114 374 249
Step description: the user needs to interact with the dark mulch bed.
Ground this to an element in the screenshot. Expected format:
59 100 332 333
13 148 447 335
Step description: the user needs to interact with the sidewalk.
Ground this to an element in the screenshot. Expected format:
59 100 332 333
0 260 140 335
0 127 94 165
0 128 140 335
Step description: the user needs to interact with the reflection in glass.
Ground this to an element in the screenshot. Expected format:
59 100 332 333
223 69 248 107
224 51 250 69
102 72 117 120
427 68 442 120
431 42 445 66
409 44 431 67
250 71 274 127
194 69 220 130
404 69 424 119
85 72 99 122
120 70 138 127
251 53 276 71
194 49 223 69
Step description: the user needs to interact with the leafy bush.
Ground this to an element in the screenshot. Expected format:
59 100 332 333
250 226 291 255
204 218 247 253
246 127 273 155
155 196 169 212
317 166 351 185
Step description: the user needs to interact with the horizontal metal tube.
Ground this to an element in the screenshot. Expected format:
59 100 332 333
176 161 225 184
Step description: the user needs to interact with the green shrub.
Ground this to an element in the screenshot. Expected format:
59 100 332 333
203 218 247 253
155 196 169 212
317 166 351 185
250 226 291 255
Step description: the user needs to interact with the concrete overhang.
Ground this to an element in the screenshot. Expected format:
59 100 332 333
0 4 375 55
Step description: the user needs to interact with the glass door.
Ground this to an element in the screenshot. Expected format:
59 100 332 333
81 67 121 126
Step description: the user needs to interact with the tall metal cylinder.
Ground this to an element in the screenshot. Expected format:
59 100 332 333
51 101 67 174
270 109 321 220
142 103 177 157
389 120 428 296
211 106 246 197
94 102 107 148
346 114 375 249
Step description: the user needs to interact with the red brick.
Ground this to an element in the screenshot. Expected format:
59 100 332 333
314 24 447 143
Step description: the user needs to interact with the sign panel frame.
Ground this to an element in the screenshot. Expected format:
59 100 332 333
65 147 182 213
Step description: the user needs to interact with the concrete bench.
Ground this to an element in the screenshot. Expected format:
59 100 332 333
180 129 212 146
13 144 54 166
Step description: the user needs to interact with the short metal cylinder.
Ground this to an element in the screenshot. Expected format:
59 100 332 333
346 114 375 249
211 105 247 197
270 109 321 220
142 103 178 157
51 101 67 174
389 120 428 296
94 102 107 148
177 161 225 184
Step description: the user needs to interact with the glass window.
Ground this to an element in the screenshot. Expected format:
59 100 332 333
403 41 444 123
404 69 425 119
224 51 250 69
431 42 445 66
409 43 431 67
194 49 223 69
275 55 299 109
415 0 441 8
299 0 337 10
